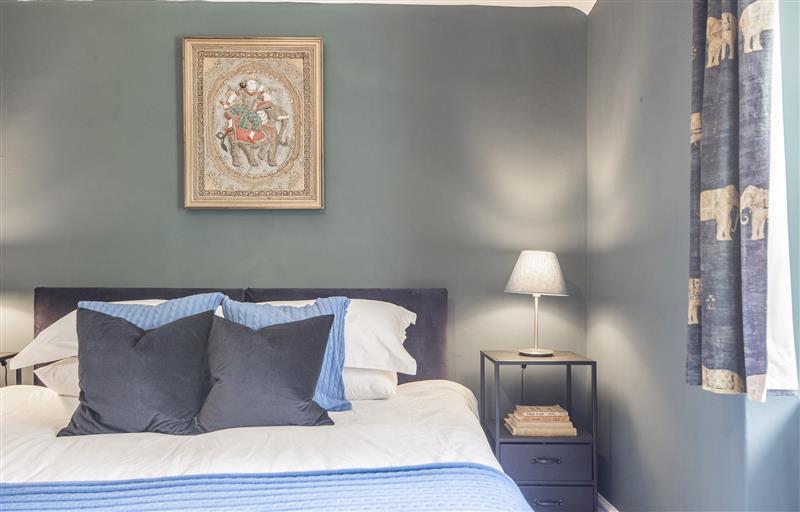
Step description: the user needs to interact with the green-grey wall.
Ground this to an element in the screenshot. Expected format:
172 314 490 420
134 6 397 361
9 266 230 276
587 1 800 510
0 2 588 393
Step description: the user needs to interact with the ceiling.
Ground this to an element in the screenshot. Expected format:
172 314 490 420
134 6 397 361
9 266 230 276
193 0 597 15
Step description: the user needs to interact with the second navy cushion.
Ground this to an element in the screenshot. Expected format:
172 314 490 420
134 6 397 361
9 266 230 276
197 315 335 432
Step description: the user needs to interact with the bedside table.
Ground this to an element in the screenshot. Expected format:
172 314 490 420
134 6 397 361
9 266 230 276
0 352 22 386
480 350 597 511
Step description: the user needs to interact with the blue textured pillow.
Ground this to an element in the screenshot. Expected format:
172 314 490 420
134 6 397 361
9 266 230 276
78 293 225 330
222 296 351 411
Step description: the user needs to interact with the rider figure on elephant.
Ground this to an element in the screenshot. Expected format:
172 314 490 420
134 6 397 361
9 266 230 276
218 78 289 168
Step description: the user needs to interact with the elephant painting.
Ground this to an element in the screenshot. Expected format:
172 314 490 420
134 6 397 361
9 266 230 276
688 278 702 325
740 185 769 240
690 113 702 146
706 13 736 68
700 184 739 241
740 0 775 54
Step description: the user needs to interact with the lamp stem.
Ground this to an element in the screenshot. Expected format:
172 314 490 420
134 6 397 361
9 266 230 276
533 294 540 350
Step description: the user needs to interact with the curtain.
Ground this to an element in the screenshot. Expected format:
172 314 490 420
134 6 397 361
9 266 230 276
686 0 797 401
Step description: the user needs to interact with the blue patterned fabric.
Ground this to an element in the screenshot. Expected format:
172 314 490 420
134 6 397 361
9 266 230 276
0 463 531 512
686 0 796 400
78 293 225 330
222 297 351 411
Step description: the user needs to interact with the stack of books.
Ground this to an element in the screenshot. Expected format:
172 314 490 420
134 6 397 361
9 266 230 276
504 405 577 437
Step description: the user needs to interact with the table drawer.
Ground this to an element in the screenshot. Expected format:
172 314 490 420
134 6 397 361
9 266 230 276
500 444 592 482
518 485 594 511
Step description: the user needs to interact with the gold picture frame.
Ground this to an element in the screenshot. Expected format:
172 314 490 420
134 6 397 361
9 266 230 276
183 37 323 209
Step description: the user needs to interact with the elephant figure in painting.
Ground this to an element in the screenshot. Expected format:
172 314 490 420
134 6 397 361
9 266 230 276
700 184 739 241
740 185 769 240
218 110 288 168
740 0 775 53
217 80 290 168
706 12 736 68
688 278 702 325
690 113 702 146
219 132 272 168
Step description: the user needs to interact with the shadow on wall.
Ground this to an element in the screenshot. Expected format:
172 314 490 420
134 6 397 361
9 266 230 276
587 259 750 509
589 304 672 503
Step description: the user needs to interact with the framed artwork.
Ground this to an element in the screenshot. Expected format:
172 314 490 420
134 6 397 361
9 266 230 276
183 37 323 209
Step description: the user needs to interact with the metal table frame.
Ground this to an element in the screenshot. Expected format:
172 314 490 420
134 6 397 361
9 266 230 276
480 350 598 511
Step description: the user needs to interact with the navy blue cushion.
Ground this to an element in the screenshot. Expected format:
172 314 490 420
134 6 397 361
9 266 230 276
197 315 335 432
222 297 351 411
58 310 213 436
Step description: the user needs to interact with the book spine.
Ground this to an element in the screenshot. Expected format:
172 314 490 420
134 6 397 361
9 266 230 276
504 419 577 437
510 422 575 429
512 413 570 423
511 429 577 437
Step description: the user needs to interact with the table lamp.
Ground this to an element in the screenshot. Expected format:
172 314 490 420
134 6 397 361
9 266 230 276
505 250 568 357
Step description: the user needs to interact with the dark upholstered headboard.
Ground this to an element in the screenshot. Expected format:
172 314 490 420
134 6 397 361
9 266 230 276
33 287 447 383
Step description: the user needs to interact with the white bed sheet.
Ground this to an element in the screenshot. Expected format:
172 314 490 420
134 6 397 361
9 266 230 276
0 380 499 483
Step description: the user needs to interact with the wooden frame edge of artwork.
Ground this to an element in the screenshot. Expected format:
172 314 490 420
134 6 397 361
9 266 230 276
182 37 324 210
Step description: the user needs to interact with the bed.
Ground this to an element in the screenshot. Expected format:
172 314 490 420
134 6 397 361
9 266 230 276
0 288 531 511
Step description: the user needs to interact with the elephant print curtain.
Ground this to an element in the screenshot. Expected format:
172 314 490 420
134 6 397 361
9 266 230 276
686 0 797 401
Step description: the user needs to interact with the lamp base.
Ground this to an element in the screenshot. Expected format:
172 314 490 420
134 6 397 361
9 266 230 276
518 347 554 357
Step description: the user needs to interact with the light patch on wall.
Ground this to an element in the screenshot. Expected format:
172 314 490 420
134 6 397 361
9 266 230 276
0 292 33 352
449 292 586 393
1 203 63 245
473 159 586 250
588 12 660 252
431 92 586 253
464 297 582 347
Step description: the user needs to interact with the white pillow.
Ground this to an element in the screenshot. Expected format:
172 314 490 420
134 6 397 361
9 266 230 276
9 300 165 370
15 298 419 375
33 357 80 397
36 358 399 401
261 299 417 375
342 368 397 400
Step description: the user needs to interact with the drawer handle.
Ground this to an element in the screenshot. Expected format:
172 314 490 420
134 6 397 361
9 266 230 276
533 499 563 507
530 457 562 465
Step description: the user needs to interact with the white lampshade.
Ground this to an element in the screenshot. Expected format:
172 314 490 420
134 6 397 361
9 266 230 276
505 250 568 296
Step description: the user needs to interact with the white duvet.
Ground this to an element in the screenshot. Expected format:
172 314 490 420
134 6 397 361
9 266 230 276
0 380 499 483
